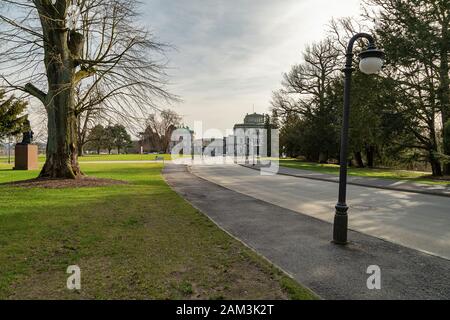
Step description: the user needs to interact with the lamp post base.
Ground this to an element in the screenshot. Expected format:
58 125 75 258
333 204 349 245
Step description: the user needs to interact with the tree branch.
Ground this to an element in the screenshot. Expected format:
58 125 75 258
24 83 47 103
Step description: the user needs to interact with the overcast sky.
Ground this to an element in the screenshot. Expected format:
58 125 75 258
142 0 362 136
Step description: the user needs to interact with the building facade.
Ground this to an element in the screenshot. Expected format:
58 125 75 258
232 113 271 159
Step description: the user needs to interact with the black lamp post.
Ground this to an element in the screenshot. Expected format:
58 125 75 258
8 135 12 164
252 133 256 166
246 136 250 165
333 33 384 245
257 130 260 165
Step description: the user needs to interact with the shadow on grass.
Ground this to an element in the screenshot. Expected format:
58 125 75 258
0 169 315 300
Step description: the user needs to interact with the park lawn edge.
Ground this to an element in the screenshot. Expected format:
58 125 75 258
163 171 318 300
0 162 317 300
2 154 447 185
279 159 450 186
236 246 319 300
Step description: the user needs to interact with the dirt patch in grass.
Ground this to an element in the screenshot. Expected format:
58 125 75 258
1 176 128 189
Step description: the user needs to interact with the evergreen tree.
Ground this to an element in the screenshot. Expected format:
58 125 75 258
0 90 28 139
111 125 132 154
85 125 107 154
364 0 450 175
103 124 132 154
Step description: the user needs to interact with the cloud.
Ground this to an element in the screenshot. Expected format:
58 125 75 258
142 0 361 136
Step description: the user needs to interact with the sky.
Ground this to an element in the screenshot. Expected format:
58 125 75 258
142 0 362 137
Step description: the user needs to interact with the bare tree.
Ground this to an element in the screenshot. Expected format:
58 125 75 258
0 0 173 178
142 109 182 153
272 38 340 117
271 39 340 163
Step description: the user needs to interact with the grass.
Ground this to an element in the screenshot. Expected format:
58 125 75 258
78 154 172 162
0 162 316 300
279 159 450 186
0 155 46 164
0 154 171 164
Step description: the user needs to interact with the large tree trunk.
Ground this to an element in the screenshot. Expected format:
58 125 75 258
318 151 328 164
365 145 375 168
40 99 81 179
442 113 450 175
439 16 450 175
354 151 365 168
430 156 443 177
78 143 84 157
38 16 82 179
444 120 450 175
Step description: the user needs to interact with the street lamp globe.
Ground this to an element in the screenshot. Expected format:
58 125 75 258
359 48 385 75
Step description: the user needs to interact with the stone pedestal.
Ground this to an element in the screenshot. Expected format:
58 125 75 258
14 144 38 170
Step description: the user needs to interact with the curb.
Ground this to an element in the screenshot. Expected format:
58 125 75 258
240 164 450 198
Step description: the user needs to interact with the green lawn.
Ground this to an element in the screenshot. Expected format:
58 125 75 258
0 155 46 163
78 154 172 162
279 159 449 186
0 154 171 164
0 162 315 300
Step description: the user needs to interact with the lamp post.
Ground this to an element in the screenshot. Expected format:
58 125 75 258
257 129 260 165
8 135 12 164
252 132 256 166
245 136 250 165
191 135 194 162
333 33 384 245
234 135 237 164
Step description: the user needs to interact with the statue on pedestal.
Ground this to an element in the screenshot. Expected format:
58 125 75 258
19 120 34 145
14 120 38 170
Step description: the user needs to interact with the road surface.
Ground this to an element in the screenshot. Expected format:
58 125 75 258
164 164 450 299
190 164 450 260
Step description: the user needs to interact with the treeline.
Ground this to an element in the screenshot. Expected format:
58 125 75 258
272 0 450 176
84 124 132 155
82 109 182 155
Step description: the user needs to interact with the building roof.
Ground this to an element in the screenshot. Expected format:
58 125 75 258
244 113 265 125
234 113 266 130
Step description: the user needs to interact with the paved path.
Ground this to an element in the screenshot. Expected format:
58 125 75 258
163 164 450 300
190 164 450 260
243 163 450 197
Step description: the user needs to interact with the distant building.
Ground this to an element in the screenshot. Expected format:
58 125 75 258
168 126 195 154
232 113 272 158
162 113 276 159
190 138 222 157
233 113 267 132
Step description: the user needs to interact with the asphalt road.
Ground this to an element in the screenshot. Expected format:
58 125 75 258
164 164 450 299
190 164 450 260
